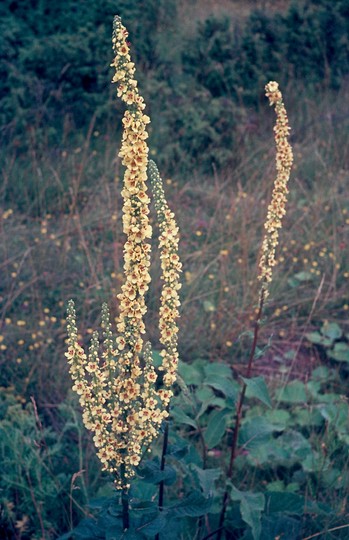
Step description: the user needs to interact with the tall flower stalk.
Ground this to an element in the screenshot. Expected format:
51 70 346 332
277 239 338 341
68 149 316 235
148 159 182 522
65 16 181 528
216 81 293 540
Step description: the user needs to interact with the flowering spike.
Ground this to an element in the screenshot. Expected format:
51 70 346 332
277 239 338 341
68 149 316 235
65 17 179 491
148 160 182 395
258 81 293 297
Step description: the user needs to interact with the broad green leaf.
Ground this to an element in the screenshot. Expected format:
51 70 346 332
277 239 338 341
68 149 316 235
239 416 275 450
139 460 176 486
171 406 197 429
178 360 204 385
138 511 168 537
305 331 332 347
191 465 221 496
311 366 330 380
170 491 213 517
204 408 229 449
321 321 342 340
292 407 323 428
266 481 299 493
241 376 272 408
264 492 304 515
230 485 264 540
276 381 307 403
196 396 227 419
264 409 290 430
151 350 163 368
328 342 349 363
70 517 106 539
260 514 302 540
204 362 233 379
204 375 239 401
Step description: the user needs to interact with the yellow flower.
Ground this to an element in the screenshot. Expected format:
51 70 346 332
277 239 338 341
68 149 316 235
258 82 293 298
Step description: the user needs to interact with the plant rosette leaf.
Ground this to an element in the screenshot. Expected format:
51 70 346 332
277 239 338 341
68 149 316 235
169 491 213 517
203 374 239 401
190 464 221 496
241 376 272 408
228 484 265 540
204 408 231 449
170 405 198 429
305 331 333 347
138 459 176 486
239 416 276 451
178 359 205 385
328 342 349 363
276 380 307 403
136 511 169 537
321 321 343 341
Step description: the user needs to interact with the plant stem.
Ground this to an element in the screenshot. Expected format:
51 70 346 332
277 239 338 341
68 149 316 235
120 464 130 530
216 289 265 540
155 407 170 540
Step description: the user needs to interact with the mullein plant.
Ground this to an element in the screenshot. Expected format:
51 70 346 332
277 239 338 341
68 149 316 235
65 15 181 528
216 81 293 540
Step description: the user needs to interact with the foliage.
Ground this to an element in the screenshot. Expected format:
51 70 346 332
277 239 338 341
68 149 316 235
306 321 349 364
0 391 103 539
0 0 177 143
57 361 349 539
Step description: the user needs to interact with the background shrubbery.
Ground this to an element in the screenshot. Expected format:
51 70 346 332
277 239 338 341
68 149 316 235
2 0 349 172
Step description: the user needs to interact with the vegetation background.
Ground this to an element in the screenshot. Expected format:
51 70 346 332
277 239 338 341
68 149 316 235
0 0 349 538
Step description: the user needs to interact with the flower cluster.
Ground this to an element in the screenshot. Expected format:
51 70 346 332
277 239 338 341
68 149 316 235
66 302 169 489
111 15 151 349
65 17 181 490
258 81 293 297
148 160 182 400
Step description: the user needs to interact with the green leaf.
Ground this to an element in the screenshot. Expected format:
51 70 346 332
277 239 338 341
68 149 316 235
70 517 106 539
191 465 221 496
229 485 264 540
138 511 168 537
170 491 213 517
239 416 275 450
321 322 342 340
260 515 302 540
241 376 272 408
305 331 333 347
151 350 163 368
204 375 239 401
204 362 233 379
138 460 176 486
264 492 304 515
178 360 204 385
196 396 227 419
311 366 330 380
276 381 307 403
204 408 229 449
171 406 197 429
328 342 349 363
264 409 290 430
